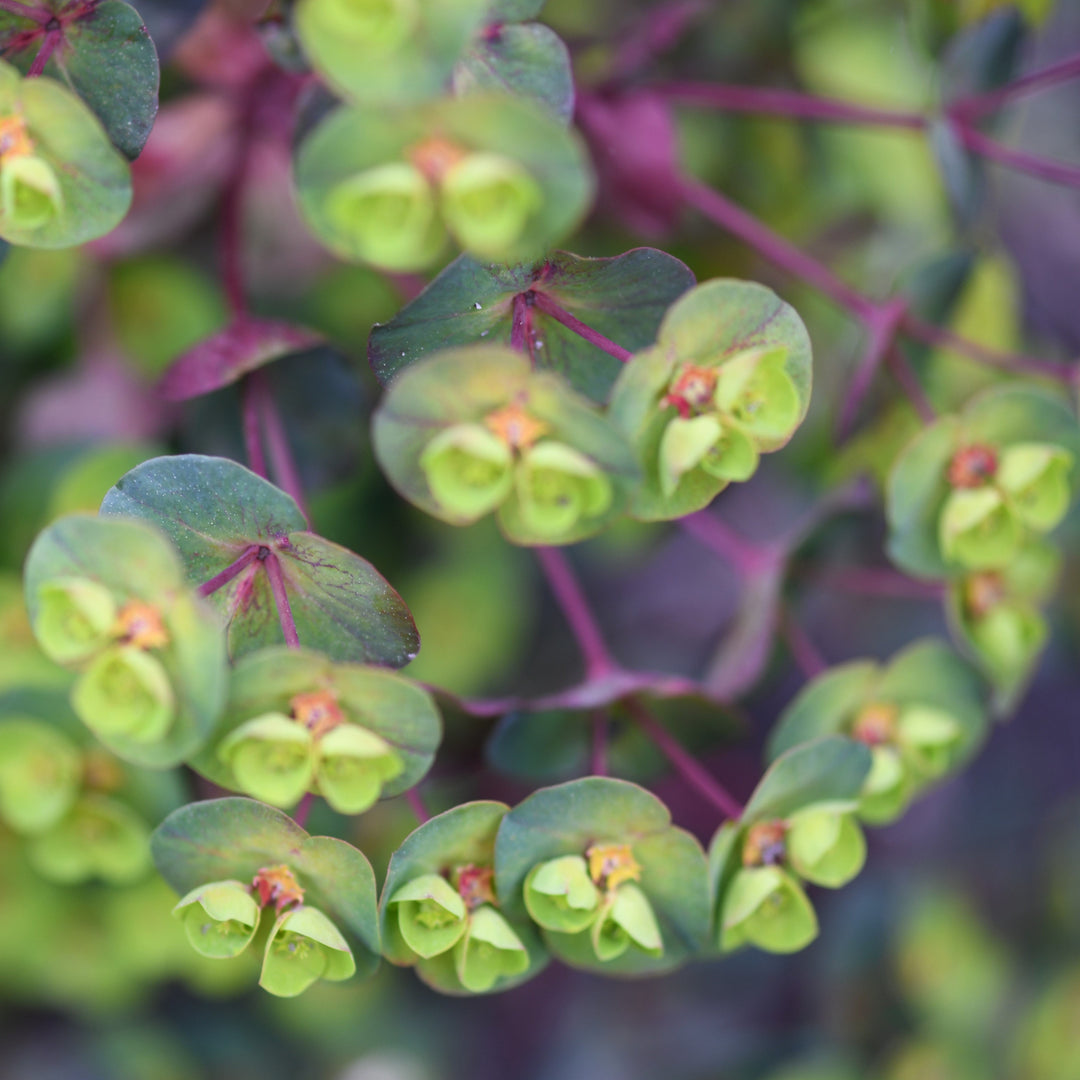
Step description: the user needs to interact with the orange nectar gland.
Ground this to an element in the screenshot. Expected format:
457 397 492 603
484 402 550 453
114 600 170 651
454 864 497 910
408 135 468 185
253 865 305 911
963 571 1006 619
742 821 787 868
0 114 33 164
586 843 642 891
947 444 999 489
662 364 719 419
291 690 345 738
852 701 899 747
81 749 125 794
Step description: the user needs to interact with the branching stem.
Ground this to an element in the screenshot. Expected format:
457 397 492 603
198 546 260 598
26 25 60 76
0 0 49 23
264 551 300 647
530 291 634 362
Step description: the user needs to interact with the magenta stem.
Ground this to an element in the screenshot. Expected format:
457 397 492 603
679 177 875 319
590 710 608 777
264 551 301 647
837 299 908 437
293 792 314 830
26 25 61 76
534 546 617 679
803 562 943 600
198 546 260 597
655 81 925 129
510 292 531 353
253 370 309 521
241 374 268 479
680 510 778 574
530 291 633 363
780 607 827 679
625 697 743 820
901 312 1072 381
957 123 1080 191
885 345 937 423
406 787 430 824
949 52 1080 121
0 0 49 22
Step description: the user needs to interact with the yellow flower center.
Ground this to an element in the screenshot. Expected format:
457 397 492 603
484 402 550 452
408 135 468 185
291 689 345 738
586 843 642 891
253 864 305 910
114 600 170 651
0 114 33 165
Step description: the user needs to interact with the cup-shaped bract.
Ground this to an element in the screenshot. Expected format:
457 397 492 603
514 441 614 541
28 794 150 885
323 162 445 272
996 442 1073 532
260 905 357 997
296 96 594 270
453 904 530 993
0 61 132 247
314 723 404 814
609 280 812 521
217 714 316 809
589 882 663 962
785 807 867 889
896 705 962 781
524 855 601 934
296 0 488 105
939 487 1021 570
32 576 118 665
389 873 469 959
419 423 515 523
373 346 639 545
0 719 81 834
720 866 819 954
439 152 544 259
173 879 261 960
72 645 176 745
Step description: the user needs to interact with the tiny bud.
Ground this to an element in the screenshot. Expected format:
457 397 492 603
453 904 529 993
71 645 176 744
173 879 261 960
742 820 787 868
33 577 117 665
662 364 719 415
389 873 468 959
218 713 315 808
253 864 306 911
420 422 515 521
514 440 613 540
947 444 998 489
454 863 497 911
962 572 1006 620
439 152 543 258
260 905 356 997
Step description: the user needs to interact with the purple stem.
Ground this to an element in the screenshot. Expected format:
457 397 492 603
264 551 301 647
957 123 1080 191
679 176 876 319
625 697 744 820
253 370 309 522
885 345 937 423
406 787 430 824
0 0 49 22
901 312 1073 381
590 711 608 777
530 291 633 363
949 52 1080 121
534 546 617 680
803 562 943 600
655 81 925 129
780 607 827 678
680 510 779 575
837 299 908 438
26 25 61 76
293 793 314 830
198 546 260 597
510 292 531 353
241 374 268 479
606 0 707 83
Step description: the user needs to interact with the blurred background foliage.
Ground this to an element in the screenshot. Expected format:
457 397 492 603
2 0 1080 1076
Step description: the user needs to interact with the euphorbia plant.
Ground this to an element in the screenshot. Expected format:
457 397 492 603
0 0 1076 1028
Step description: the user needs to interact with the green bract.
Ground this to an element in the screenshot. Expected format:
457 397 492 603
372 346 639 545
295 0 488 104
32 577 117 664
887 386 1080 579
0 718 81 834
23 515 228 769
173 880 261 960
192 646 437 813
767 641 987 825
295 95 594 269
0 61 131 247
495 777 710 975
710 738 872 956
453 904 529 992
260 905 357 998
389 873 468 958
609 280 813 521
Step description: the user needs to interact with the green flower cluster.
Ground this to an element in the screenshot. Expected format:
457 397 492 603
174 864 355 998
717 808 866 954
0 720 150 885
388 864 529 992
